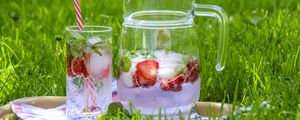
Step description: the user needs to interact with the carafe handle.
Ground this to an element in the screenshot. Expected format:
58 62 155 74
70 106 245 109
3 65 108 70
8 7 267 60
193 4 228 71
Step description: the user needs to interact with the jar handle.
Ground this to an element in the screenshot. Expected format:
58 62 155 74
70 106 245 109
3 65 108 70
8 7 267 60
193 4 229 71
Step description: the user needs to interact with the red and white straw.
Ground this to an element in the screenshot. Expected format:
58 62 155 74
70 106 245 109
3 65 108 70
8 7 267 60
74 0 83 31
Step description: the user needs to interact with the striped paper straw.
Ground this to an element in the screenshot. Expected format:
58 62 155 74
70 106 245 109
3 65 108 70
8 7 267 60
74 0 83 31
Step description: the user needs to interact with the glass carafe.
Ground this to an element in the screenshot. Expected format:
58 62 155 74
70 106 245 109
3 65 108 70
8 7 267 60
117 0 228 117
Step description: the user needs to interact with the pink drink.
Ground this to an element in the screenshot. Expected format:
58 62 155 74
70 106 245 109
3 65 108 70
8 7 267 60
118 50 200 116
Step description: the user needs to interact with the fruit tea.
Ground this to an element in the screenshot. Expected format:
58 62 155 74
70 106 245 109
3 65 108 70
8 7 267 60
118 50 200 116
66 35 112 120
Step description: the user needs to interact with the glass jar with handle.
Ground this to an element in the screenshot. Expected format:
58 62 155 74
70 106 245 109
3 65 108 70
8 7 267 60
118 0 228 117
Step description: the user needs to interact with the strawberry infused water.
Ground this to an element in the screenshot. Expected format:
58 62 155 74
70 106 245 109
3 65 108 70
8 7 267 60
119 0 229 116
66 26 113 120
118 50 200 116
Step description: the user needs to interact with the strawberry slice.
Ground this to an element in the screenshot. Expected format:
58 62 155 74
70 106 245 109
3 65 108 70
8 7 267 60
72 57 82 75
98 65 111 79
136 60 159 87
79 58 89 78
160 80 171 91
131 74 139 87
184 58 200 83
160 74 184 92
67 57 76 77
72 56 90 78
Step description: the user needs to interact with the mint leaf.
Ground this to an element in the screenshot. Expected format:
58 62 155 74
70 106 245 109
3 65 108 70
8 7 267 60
73 77 84 88
106 102 130 118
121 56 132 72
183 55 191 65
97 114 106 120
91 45 103 56
176 67 187 75
130 50 136 55
68 37 87 57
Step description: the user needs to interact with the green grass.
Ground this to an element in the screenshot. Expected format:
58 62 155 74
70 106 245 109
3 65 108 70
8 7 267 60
0 0 300 119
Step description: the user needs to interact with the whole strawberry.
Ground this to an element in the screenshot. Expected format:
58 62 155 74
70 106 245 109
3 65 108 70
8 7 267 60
136 60 159 87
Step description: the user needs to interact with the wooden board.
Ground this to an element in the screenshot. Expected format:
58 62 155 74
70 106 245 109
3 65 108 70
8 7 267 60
0 96 235 119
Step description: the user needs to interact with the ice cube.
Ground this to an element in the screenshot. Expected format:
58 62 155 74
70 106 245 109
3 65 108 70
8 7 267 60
88 37 102 45
154 50 167 58
120 63 137 87
165 52 184 63
120 72 133 87
156 51 170 62
131 56 144 63
89 49 111 76
158 67 177 80
155 50 184 64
